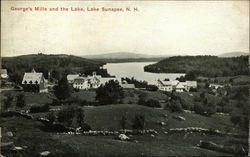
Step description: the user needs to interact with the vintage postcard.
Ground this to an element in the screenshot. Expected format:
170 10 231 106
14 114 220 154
0 1 249 157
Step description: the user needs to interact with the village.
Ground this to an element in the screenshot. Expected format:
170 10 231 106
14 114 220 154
0 55 249 157
1 68 201 93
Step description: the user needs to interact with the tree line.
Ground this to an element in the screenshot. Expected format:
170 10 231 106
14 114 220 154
144 56 248 77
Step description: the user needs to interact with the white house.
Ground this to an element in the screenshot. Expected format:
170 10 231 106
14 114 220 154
120 83 135 89
176 82 187 92
186 81 198 91
67 74 80 84
0 69 8 79
72 76 90 90
209 83 223 89
157 79 197 92
157 79 173 92
71 72 122 90
22 69 48 93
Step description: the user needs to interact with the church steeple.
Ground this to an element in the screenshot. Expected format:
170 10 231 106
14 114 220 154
31 68 36 73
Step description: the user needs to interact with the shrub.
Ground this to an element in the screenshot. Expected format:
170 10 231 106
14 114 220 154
96 80 124 105
120 115 127 130
30 103 50 113
200 92 206 99
3 93 13 110
145 99 161 108
16 93 26 108
51 98 61 106
80 123 92 131
170 100 183 113
146 85 158 91
230 115 241 126
189 87 197 92
138 98 161 108
194 104 205 115
132 114 145 130
216 107 232 113
57 105 85 127
46 111 56 124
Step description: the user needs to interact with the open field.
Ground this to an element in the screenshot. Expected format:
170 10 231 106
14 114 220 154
1 103 248 157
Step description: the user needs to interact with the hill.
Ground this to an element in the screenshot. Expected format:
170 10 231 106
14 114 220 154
83 52 167 59
219 52 249 58
1 54 109 84
1 104 246 156
144 55 249 77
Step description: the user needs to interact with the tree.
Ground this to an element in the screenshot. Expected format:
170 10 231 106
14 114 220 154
16 93 26 108
46 111 56 124
3 93 13 110
132 114 145 130
185 71 197 81
53 77 71 101
146 85 158 91
76 108 85 127
120 115 127 130
230 115 241 127
170 100 183 113
57 105 84 127
96 80 124 105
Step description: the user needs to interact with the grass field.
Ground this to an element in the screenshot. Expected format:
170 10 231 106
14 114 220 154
2 104 246 157
1 86 248 156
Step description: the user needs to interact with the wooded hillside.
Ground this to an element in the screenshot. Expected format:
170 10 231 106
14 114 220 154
2 54 109 84
144 56 249 77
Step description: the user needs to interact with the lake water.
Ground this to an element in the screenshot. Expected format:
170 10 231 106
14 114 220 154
103 62 185 85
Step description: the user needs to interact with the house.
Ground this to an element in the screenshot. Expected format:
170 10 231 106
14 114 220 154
0 69 8 79
71 72 122 90
186 81 197 91
120 83 135 89
175 82 187 92
157 79 173 92
72 76 89 90
22 69 47 93
67 74 80 84
209 83 224 89
157 78 197 92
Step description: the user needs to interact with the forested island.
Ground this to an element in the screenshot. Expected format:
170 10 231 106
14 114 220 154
144 56 249 77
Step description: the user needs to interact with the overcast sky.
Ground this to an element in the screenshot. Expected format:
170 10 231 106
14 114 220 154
1 1 249 57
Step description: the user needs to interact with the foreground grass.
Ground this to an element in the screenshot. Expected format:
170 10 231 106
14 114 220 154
1 103 248 157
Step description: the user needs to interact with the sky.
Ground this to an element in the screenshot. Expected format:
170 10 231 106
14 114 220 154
1 1 249 57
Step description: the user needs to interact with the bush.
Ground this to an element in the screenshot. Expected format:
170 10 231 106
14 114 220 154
194 104 205 115
132 114 145 130
46 111 56 124
216 107 232 113
230 115 241 126
170 100 183 113
120 115 127 130
96 80 124 105
57 105 85 127
3 93 13 110
16 93 26 108
30 103 50 113
80 123 92 131
51 98 61 106
146 85 158 91
138 98 161 108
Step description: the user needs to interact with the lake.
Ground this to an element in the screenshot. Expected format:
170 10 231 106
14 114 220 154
103 62 185 85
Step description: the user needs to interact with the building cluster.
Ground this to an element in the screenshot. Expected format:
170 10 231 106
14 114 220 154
157 79 197 92
67 72 135 90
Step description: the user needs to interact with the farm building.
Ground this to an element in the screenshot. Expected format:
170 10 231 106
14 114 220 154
158 79 197 92
0 69 8 79
22 69 48 93
69 72 122 90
